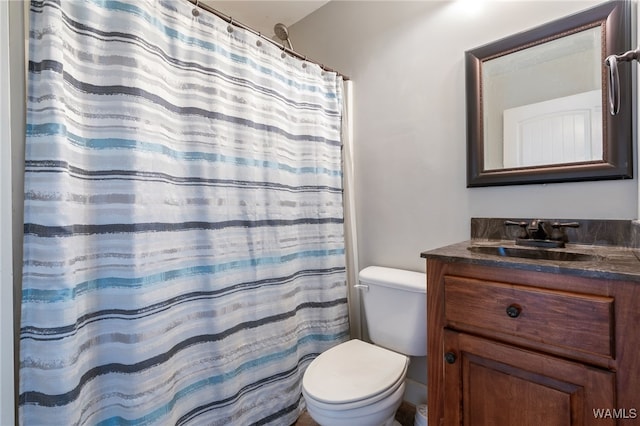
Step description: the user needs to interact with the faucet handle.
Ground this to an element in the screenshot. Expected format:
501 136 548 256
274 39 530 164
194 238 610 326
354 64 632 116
504 220 528 239
550 222 580 242
551 221 580 229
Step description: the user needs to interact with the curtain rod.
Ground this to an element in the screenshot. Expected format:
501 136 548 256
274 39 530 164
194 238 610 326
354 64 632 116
186 0 350 80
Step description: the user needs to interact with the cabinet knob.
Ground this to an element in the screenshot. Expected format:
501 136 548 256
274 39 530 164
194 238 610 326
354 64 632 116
444 352 457 364
506 304 522 318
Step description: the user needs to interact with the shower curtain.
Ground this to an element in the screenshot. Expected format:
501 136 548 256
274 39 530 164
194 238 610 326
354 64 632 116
20 1 349 424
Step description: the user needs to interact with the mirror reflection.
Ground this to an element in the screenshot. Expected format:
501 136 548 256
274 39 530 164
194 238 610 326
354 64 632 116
482 27 602 170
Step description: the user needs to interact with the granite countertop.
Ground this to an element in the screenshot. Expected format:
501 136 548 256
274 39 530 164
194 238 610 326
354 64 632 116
421 239 640 283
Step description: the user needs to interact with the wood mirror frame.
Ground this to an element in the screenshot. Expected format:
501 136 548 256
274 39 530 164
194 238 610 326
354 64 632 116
466 1 633 187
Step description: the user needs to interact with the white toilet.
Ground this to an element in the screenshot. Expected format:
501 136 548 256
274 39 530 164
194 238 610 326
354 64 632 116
302 266 427 426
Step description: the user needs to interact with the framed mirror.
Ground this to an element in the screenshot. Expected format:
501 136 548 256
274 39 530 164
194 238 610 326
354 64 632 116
466 1 633 187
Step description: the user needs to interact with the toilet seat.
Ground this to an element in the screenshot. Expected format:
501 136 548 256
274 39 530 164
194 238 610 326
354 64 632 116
302 339 409 410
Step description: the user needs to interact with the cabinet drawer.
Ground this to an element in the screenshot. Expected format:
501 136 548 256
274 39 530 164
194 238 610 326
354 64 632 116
444 275 614 358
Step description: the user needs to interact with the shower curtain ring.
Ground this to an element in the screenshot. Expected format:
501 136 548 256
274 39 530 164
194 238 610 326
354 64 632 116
192 0 200 16
227 18 234 33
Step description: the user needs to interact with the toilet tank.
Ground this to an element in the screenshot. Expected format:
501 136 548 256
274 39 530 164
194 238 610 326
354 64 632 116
358 266 427 357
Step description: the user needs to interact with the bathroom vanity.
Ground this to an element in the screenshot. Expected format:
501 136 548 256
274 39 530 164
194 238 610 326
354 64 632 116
421 219 640 426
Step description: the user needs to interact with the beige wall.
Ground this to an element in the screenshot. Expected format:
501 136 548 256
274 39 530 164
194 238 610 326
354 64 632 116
2 0 26 423
0 2 14 423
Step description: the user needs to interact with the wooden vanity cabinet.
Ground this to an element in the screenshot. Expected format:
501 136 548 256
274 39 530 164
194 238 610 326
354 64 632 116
426 258 640 426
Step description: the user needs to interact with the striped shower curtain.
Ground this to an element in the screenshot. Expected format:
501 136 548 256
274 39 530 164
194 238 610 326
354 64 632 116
20 0 349 424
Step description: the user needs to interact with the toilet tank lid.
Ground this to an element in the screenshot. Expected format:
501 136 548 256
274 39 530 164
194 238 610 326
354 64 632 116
358 266 426 293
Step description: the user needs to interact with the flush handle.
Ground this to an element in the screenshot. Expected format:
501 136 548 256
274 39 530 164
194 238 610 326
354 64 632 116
444 352 457 364
506 304 522 318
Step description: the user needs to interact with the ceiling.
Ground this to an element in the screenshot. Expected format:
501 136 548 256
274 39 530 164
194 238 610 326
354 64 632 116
204 1 329 40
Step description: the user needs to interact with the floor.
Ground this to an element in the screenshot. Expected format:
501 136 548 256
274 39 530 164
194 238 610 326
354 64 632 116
293 401 417 426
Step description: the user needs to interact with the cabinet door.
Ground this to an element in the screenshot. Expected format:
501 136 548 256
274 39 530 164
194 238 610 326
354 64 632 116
444 330 615 426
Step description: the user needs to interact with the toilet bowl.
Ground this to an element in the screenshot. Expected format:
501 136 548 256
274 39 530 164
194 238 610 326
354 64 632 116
301 266 427 426
302 339 408 426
